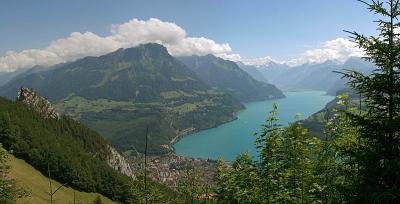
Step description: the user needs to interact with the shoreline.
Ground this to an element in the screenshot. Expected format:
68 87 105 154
169 95 286 149
171 91 334 160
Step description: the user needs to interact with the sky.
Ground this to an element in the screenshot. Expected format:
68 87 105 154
0 0 379 72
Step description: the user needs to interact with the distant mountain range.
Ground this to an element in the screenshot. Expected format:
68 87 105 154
0 43 284 155
0 70 24 86
239 57 375 95
179 55 284 102
230 62 269 83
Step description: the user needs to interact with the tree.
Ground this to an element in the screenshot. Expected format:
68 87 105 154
216 105 325 203
254 103 283 203
93 195 103 204
340 0 400 201
322 94 361 202
216 154 261 204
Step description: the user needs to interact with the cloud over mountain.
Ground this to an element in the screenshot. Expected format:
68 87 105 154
0 18 238 72
286 38 364 66
242 38 364 67
0 17 365 73
241 56 283 67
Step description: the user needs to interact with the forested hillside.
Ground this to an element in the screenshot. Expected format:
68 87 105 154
179 55 284 102
0 43 244 155
0 96 178 203
302 89 360 137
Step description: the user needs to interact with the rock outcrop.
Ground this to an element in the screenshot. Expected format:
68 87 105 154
16 87 59 119
107 145 136 179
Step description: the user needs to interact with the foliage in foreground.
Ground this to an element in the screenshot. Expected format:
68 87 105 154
217 1 400 203
216 101 359 203
339 0 400 201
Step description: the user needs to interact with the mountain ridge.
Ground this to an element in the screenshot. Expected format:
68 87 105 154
0 43 245 155
178 54 285 102
239 57 375 95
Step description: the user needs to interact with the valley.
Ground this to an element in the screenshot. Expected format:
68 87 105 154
0 43 285 155
0 43 362 203
1 1 399 202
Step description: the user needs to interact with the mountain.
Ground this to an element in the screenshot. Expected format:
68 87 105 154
247 58 375 95
302 89 360 138
0 43 243 155
178 55 284 102
0 65 53 87
0 70 23 87
236 62 269 83
325 58 375 95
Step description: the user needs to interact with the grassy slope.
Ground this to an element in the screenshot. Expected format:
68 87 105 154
7 153 115 204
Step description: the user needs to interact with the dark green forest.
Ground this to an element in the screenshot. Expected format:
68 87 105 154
0 97 178 203
178 54 284 102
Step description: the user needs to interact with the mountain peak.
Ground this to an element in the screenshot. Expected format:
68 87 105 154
136 43 169 52
241 56 281 67
108 43 170 60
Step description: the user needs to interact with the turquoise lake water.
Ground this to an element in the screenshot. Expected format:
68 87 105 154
174 91 334 161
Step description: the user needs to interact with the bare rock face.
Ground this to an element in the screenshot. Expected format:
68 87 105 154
107 145 136 179
16 87 59 119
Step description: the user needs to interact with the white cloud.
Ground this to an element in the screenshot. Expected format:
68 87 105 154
0 18 239 72
215 53 242 62
241 56 283 67
1 19 366 73
242 38 364 67
286 38 364 66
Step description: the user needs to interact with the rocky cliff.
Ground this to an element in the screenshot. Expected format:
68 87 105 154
107 145 136 179
17 87 59 119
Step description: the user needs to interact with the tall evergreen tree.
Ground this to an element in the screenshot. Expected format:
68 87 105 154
341 0 400 201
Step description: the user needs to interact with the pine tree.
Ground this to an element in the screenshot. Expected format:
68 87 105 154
254 103 282 203
341 0 400 201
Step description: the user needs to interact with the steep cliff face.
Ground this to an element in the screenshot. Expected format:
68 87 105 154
107 145 136 179
15 87 135 179
17 87 59 119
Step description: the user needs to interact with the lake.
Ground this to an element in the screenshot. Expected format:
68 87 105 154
174 91 334 161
